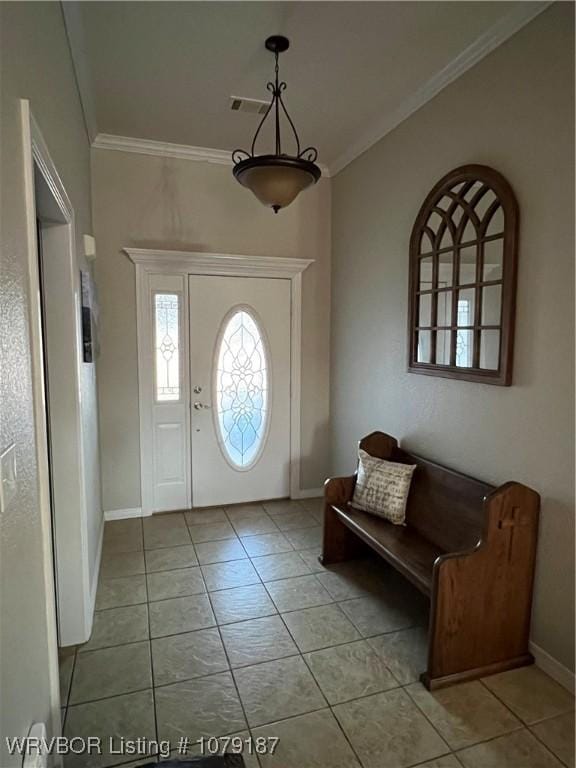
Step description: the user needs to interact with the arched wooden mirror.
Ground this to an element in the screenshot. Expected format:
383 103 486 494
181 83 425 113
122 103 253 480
408 164 519 385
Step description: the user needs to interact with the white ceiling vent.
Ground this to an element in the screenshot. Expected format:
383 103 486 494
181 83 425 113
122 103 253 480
229 96 269 115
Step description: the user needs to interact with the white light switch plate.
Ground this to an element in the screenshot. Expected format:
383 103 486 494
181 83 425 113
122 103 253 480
0 443 17 513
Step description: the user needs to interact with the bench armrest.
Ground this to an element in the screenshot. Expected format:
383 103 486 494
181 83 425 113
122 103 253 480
427 481 540 686
324 474 356 506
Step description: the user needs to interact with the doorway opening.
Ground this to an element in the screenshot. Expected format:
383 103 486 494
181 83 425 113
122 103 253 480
32 158 94 647
33 160 86 715
21 102 98 738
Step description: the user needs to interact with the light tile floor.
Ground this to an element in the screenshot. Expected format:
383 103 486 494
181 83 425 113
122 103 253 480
61 498 575 768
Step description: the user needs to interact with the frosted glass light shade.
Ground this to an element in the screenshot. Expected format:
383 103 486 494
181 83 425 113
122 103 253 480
233 155 321 212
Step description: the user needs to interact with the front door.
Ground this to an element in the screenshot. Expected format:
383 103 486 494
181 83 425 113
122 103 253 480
189 275 291 507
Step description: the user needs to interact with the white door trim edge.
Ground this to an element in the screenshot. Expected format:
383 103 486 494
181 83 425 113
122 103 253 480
125 248 314 511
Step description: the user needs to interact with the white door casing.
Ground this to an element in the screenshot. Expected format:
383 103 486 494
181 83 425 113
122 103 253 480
22 103 95 651
189 275 291 506
21 100 96 744
128 249 313 514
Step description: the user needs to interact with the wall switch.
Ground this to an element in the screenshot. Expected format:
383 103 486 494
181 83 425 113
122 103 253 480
0 443 17 513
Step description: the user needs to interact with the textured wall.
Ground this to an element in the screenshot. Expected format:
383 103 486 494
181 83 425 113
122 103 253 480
0 2 100 760
91 150 331 512
331 4 575 672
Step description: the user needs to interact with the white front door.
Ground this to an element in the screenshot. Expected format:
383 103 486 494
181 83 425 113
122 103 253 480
189 275 291 507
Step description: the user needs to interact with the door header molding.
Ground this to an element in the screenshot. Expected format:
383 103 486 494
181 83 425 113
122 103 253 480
124 248 314 279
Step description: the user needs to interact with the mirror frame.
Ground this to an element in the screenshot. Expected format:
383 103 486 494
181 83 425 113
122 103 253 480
407 164 519 386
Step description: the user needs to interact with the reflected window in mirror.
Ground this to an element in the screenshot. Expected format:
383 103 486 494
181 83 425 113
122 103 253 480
408 165 518 385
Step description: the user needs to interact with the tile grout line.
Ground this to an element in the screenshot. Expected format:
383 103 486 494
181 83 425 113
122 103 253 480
408 753 464 767
476 676 573 765
449 725 565 763
399 681 487 759
478 674 575 728
261 573 335 614
141 516 160 763
527 725 573 768
201 576 259 764
527 708 576 726
68 651 77 710
60 683 155 710
275 606 366 767
225 506 282 538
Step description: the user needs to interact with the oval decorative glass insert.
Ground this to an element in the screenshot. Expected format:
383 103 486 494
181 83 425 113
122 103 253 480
215 308 269 468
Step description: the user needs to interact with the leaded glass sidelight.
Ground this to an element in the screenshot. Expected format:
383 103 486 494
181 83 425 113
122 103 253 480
408 165 519 385
215 308 269 469
154 293 180 401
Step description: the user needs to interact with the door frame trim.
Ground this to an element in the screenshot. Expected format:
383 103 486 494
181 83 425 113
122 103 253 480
125 248 314 512
20 99 96 744
22 101 95 645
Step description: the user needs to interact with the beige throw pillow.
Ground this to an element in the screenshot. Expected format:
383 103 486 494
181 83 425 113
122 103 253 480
352 449 416 525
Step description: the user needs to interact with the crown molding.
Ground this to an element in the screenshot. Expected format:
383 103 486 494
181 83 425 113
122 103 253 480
92 133 232 165
330 1 552 176
93 133 332 177
124 248 314 278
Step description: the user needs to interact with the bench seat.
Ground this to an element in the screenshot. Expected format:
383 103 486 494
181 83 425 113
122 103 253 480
322 431 540 690
331 504 443 595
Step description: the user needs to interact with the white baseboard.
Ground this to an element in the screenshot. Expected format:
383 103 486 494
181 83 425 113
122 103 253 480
104 506 143 521
292 487 324 500
530 640 575 694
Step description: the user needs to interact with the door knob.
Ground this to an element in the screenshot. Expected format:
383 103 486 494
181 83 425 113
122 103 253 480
193 402 212 410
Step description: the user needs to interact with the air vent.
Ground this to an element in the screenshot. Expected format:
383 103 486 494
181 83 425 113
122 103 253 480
229 96 269 115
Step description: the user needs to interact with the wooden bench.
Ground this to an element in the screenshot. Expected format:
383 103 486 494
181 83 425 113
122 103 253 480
322 431 540 690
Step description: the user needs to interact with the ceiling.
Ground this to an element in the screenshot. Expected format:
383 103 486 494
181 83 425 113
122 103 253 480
64 1 547 173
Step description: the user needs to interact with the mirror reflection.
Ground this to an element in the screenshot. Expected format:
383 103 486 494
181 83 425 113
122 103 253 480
483 239 504 281
482 285 502 326
480 330 500 370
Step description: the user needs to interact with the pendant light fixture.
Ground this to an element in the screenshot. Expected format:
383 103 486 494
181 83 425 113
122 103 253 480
232 36 321 213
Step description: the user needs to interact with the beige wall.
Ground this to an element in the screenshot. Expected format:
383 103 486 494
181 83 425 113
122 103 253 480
331 3 574 672
91 150 331 512
0 1 100 761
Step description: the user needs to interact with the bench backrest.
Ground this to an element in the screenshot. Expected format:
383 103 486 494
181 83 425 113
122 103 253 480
391 447 494 553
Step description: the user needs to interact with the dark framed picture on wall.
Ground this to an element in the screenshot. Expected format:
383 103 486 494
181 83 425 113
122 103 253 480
80 270 99 362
